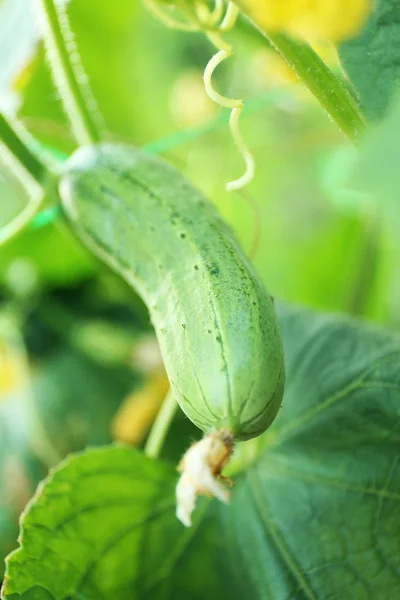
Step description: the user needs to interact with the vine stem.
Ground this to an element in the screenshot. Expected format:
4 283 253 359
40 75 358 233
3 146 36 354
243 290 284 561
266 32 366 142
236 2 366 143
36 0 103 146
144 389 178 459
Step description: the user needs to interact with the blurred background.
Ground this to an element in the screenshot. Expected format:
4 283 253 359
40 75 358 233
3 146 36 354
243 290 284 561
0 0 399 575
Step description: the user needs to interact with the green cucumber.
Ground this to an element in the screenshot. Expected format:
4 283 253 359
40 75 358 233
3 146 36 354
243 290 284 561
59 143 284 441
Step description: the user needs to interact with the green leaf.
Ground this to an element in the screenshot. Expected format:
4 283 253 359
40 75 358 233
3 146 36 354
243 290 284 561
339 0 400 121
0 312 46 576
227 303 400 599
2 446 225 599
3 305 400 598
0 414 44 579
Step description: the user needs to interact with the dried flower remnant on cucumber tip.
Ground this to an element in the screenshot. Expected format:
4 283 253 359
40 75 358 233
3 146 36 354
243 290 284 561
176 429 235 527
143 0 254 192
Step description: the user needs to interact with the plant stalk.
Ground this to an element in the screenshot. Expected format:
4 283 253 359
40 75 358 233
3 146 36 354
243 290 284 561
36 0 103 146
236 2 366 143
265 33 366 142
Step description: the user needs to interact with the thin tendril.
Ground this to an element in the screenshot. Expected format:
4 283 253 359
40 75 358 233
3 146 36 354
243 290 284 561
143 0 254 191
204 18 255 191
219 1 239 31
203 48 242 109
195 1 211 22
226 107 255 191
209 0 225 25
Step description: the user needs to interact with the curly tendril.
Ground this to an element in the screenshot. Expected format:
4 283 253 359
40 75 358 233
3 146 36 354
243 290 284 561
144 0 255 192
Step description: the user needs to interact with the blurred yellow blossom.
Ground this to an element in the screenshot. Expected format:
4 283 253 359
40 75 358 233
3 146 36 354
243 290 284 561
112 370 169 445
240 0 371 43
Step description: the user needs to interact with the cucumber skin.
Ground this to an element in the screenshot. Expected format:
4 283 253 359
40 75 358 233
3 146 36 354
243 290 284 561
59 143 285 441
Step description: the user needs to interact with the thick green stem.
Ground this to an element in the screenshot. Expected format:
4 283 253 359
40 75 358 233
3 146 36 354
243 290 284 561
144 389 178 459
236 3 366 142
36 0 103 146
264 33 366 142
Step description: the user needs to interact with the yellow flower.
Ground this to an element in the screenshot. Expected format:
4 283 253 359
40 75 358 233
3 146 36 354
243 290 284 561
111 370 169 445
240 0 371 43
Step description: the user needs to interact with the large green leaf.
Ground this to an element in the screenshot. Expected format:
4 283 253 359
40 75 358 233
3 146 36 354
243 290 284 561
1 446 224 599
3 304 400 598
339 0 400 121
227 303 400 599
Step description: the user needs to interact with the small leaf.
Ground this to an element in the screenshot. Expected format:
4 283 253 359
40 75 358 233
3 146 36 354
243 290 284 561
339 0 400 120
3 305 400 598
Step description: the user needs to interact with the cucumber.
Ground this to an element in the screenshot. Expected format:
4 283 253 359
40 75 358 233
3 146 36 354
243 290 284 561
59 143 284 441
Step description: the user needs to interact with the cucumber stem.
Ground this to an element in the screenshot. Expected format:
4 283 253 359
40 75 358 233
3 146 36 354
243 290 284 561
144 389 178 459
36 0 104 146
